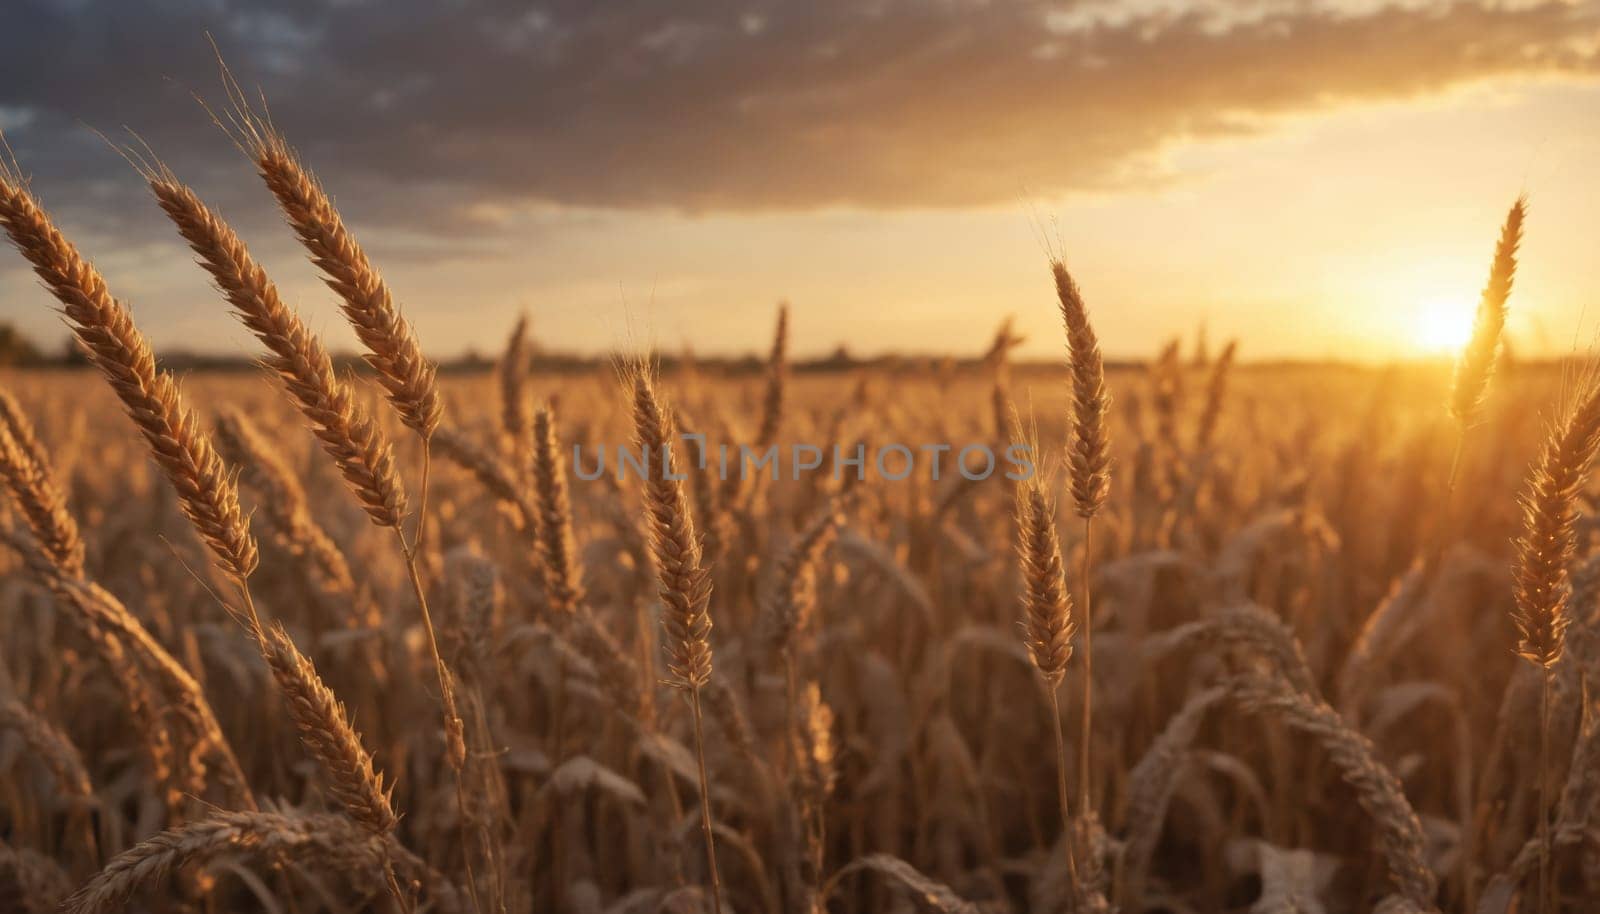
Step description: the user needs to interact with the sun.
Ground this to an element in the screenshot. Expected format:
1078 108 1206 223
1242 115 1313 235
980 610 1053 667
1411 297 1476 355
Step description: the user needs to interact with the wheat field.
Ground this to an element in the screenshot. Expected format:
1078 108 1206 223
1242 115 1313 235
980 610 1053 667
0 112 1593 914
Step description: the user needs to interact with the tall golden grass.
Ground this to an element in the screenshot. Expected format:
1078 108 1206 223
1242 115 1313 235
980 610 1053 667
0 105 1589 914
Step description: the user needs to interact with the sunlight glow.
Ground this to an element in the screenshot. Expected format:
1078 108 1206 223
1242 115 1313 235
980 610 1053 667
1411 297 1476 355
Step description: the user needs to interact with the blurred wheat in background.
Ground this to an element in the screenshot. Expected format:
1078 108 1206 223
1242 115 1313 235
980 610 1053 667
0 53 1598 914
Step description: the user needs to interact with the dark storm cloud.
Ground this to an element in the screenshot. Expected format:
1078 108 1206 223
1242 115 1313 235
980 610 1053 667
0 0 1595 232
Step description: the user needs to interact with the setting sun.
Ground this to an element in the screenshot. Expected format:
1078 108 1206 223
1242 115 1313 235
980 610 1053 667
1411 297 1477 354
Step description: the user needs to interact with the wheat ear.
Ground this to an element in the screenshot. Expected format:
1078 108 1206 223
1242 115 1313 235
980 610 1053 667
632 370 715 691
61 810 449 914
214 408 357 599
758 496 845 660
1051 257 1110 825
531 404 585 619
232 126 464 891
629 366 722 911
1017 477 1076 684
0 391 84 576
757 303 788 451
1050 261 1112 519
1195 339 1238 449
227 119 453 785
1512 376 1600 670
231 119 440 440
0 388 53 473
256 622 397 834
15 162 334 827
1450 196 1526 430
146 173 407 528
500 313 533 465
0 162 256 581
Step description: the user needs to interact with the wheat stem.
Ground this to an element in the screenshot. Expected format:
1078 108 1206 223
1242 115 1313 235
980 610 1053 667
416 440 434 553
1047 686 1080 898
689 685 725 914
395 525 481 910
1537 667 1552 914
1079 517 1094 817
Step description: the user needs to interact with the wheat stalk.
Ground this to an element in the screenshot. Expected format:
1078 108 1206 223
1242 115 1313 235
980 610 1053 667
1015 473 1080 895
220 116 466 816
1051 257 1111 826
629 365 722 911
1511 369 1600 913
195 101 480 899
796 681 837 907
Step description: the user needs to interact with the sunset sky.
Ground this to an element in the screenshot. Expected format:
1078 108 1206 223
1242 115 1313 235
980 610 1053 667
2 0 1598 362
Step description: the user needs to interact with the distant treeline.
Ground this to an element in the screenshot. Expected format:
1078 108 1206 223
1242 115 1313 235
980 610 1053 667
1 343 1119 376
0 320 1556 375
0 321 1132 375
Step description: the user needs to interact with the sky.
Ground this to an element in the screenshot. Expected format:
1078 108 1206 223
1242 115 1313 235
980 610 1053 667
1 0 1598 362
